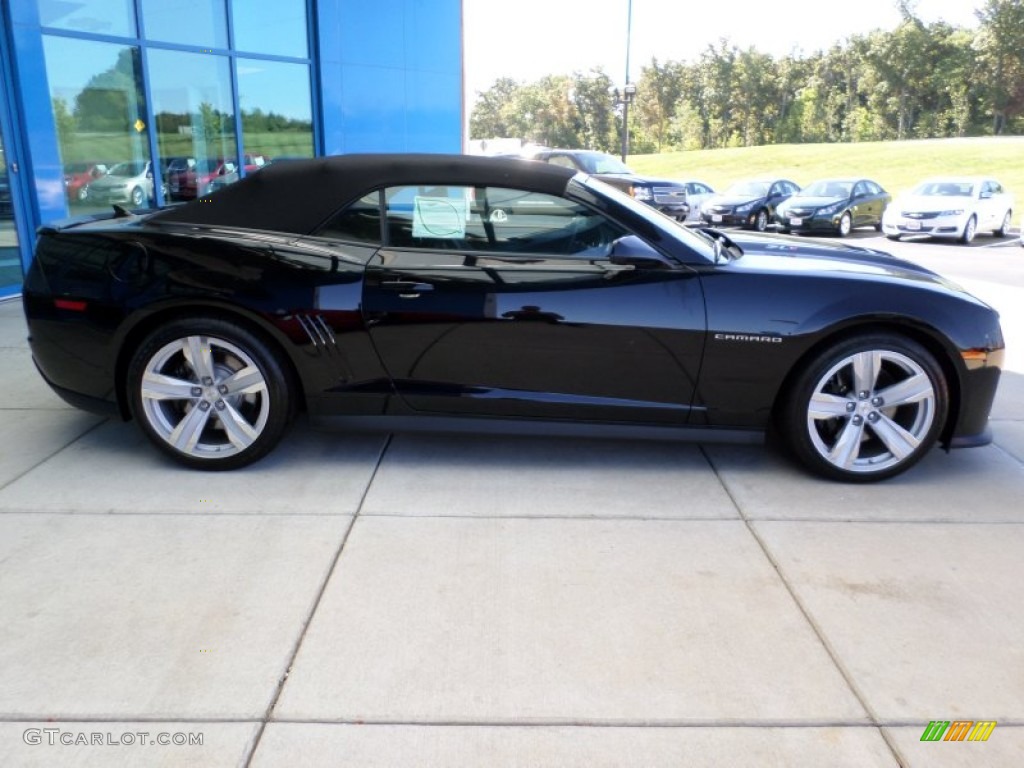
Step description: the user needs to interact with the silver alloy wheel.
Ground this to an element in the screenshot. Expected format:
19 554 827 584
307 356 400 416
838 212 852 236
755 210 768 231
139 335 270 459
997 211 1011 237
805 349 936 474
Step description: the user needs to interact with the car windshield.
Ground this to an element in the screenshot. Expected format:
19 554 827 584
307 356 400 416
574 152 633 175
912 181 975 197
109 162 145 177
724 181 770 197
799 180 852 198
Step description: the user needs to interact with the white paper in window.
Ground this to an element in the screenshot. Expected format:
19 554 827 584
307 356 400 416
413 196 468 238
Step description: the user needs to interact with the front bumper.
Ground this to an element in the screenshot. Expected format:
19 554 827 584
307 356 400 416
882 215 965 238
647 202 689 221
702 211 756 228
777 213 839 232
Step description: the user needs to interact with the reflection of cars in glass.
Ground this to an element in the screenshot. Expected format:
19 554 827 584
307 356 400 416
0 174 11 217
64 162 109 203
776 178 891 236
508 148 691 222
701 178 799 232
168 159 238 200
85 160 155 207
24 155 1004 482
882 178 1014 244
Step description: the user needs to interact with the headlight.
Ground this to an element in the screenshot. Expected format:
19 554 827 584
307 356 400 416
818 202 844 215
939 209 964 216
631 186 653 202
734 201 755 213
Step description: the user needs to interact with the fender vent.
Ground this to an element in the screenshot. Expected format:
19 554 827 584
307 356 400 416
296 314 338 352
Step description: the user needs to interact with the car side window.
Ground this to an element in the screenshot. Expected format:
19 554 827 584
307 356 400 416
547 155 578 171
382 184 627 257
313 191 383 243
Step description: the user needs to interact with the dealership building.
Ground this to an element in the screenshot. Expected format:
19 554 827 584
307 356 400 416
0 0 464 296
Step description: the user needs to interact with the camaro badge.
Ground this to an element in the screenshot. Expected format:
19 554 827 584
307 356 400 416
714 333 784 343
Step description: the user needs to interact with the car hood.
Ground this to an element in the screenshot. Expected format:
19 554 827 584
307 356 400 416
706 195 764 207
893 194 973 211
593 173 684 188
723 231 978 293
784 196 845 209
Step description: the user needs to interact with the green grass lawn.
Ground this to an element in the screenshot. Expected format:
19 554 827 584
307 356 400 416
628 137 1024 199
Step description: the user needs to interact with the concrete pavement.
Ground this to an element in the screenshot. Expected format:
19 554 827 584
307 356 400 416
0 249 1022 767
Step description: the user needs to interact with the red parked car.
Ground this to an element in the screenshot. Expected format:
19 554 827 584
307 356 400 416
64 162 109 203
167 158 238 201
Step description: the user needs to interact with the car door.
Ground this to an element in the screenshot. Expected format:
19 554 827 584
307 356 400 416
980 181 1004 229
359 183 707 424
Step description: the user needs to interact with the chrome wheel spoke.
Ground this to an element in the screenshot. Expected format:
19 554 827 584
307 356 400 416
141 372 197 401
875 373 933 408
828 419 865 469
809 392 853 420
217 403 259 450
220 366 266 396
183 336 215 381
869 413 919 461
169 404 212 452
851 350 881 394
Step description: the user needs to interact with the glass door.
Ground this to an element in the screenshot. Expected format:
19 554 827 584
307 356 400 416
0 124 22 294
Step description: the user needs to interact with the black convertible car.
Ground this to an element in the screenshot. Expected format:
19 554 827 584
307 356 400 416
23 154 1003 481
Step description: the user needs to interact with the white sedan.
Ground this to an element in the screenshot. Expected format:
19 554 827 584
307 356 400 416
676 180 716 223
882 177 1014 244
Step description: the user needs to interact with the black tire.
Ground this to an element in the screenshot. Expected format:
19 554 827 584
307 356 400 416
127 317 295 470
994 210 1011 238
960 215 977 244
886 234 901 241
837 211 852 237
778 333 948 482
130 186 145 207
753 209 769 232
873 219 883 232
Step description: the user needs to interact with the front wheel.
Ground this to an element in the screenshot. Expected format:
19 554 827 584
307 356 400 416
779 334 948 482
753 209 769 232
837 212 852 237
960 215 977 244
995 210 1012 238
886 234 901 241
130 186 145 207
128 318 295 470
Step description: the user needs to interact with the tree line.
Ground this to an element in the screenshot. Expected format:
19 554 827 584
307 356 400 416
470 0 1024 154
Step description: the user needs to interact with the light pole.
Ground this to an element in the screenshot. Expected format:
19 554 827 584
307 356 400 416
621 0 634 162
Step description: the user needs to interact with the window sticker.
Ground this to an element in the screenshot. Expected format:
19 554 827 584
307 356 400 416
413 196 468 239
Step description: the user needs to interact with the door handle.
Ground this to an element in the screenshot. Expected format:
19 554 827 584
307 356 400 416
380 280 434 296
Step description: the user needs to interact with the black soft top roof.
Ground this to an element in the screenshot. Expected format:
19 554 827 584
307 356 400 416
149 153 576 235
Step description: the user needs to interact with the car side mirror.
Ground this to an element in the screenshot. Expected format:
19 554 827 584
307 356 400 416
608 235 672 269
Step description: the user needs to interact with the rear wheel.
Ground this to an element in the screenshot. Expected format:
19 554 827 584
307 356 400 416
128 318 294 470
130 186 145 207
779 334 947 482
886 234 901 241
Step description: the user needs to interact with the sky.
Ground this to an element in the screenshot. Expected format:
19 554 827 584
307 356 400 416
463 0 983 100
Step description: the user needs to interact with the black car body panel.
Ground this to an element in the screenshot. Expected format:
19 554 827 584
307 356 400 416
22 154 1003 477
776 178 891 234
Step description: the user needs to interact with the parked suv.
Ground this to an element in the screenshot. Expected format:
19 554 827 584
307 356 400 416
509 149 690 222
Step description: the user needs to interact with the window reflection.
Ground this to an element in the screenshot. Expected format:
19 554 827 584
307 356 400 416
0 131 21 291
237 60 314 166
148 49 237 201
140 0 227 49
232 0 308 58
42 37 152 212
38 0 136 37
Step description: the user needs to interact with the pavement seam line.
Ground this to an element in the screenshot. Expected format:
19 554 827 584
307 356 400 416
698 445 908 768
0 417 109 494
242 432 394 767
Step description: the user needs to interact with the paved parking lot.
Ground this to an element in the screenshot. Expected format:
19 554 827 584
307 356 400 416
0 233 1022 766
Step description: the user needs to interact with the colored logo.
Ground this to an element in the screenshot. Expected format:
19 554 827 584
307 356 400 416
920 720 996 742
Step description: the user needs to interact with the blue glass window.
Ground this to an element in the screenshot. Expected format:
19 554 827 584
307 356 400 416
237 59 314 163
232 0 308 58
38 0 137 37
140 0 228 49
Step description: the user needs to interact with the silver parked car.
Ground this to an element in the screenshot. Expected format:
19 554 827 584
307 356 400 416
86 160 156 207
